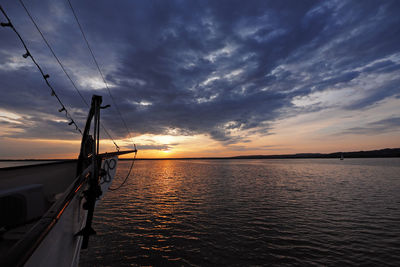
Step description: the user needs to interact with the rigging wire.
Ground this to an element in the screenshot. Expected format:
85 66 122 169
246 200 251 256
0 4 82 135
18 0 121 151
66 0 137 189
1 3 136 191
66 0 134 141
19 0 88 106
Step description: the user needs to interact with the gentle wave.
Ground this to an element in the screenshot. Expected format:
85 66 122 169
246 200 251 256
80 159 400 266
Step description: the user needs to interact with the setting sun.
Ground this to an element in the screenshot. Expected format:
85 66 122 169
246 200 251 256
1 1 400 266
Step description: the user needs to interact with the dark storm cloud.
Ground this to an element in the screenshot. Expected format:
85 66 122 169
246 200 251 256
1 0 400 143
345 79 400 110
3 115 80 139
342 117 400 135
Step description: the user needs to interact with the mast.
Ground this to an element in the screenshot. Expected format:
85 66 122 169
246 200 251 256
75 95 136 248
75 95 103 249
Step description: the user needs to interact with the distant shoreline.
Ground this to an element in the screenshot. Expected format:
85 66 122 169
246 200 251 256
1 148 399 161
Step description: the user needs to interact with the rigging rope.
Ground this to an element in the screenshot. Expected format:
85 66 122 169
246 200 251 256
109 149 137 191
18 0 121 151
0 4 82 135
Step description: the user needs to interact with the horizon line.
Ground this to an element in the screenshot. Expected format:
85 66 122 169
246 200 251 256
1 147 399 161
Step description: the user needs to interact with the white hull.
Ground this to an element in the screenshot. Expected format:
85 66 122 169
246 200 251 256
0 95 136 267
25 191 87 267
0 157 122 267
26 157 118 266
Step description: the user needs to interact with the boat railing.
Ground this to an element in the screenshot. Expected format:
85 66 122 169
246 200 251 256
0 164 93 267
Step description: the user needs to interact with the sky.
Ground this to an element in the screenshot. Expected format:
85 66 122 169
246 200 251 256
0 0 399 159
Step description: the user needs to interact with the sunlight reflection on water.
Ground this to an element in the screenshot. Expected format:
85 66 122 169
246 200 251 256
80 158 400 266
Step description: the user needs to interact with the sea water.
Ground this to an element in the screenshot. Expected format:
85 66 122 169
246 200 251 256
80 158 400 266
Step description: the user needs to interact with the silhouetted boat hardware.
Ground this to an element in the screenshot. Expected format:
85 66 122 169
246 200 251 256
0 95 137 267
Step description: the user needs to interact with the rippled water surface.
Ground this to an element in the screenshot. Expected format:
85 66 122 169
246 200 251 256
80 159 400 266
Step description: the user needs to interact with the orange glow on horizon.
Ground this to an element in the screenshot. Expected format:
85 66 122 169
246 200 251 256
1 98 400 161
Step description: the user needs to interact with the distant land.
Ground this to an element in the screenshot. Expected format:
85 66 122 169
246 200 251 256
230 148 400 159
0 148 399 161
129 147 400 160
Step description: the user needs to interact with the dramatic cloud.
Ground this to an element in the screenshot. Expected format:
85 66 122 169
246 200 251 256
1 0 399 153
342 117 400 135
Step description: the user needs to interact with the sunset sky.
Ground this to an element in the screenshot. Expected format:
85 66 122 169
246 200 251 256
0 0 399 159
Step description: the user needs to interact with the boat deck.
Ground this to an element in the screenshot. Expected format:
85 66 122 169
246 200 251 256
0 161 78 255
0 161 77 200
